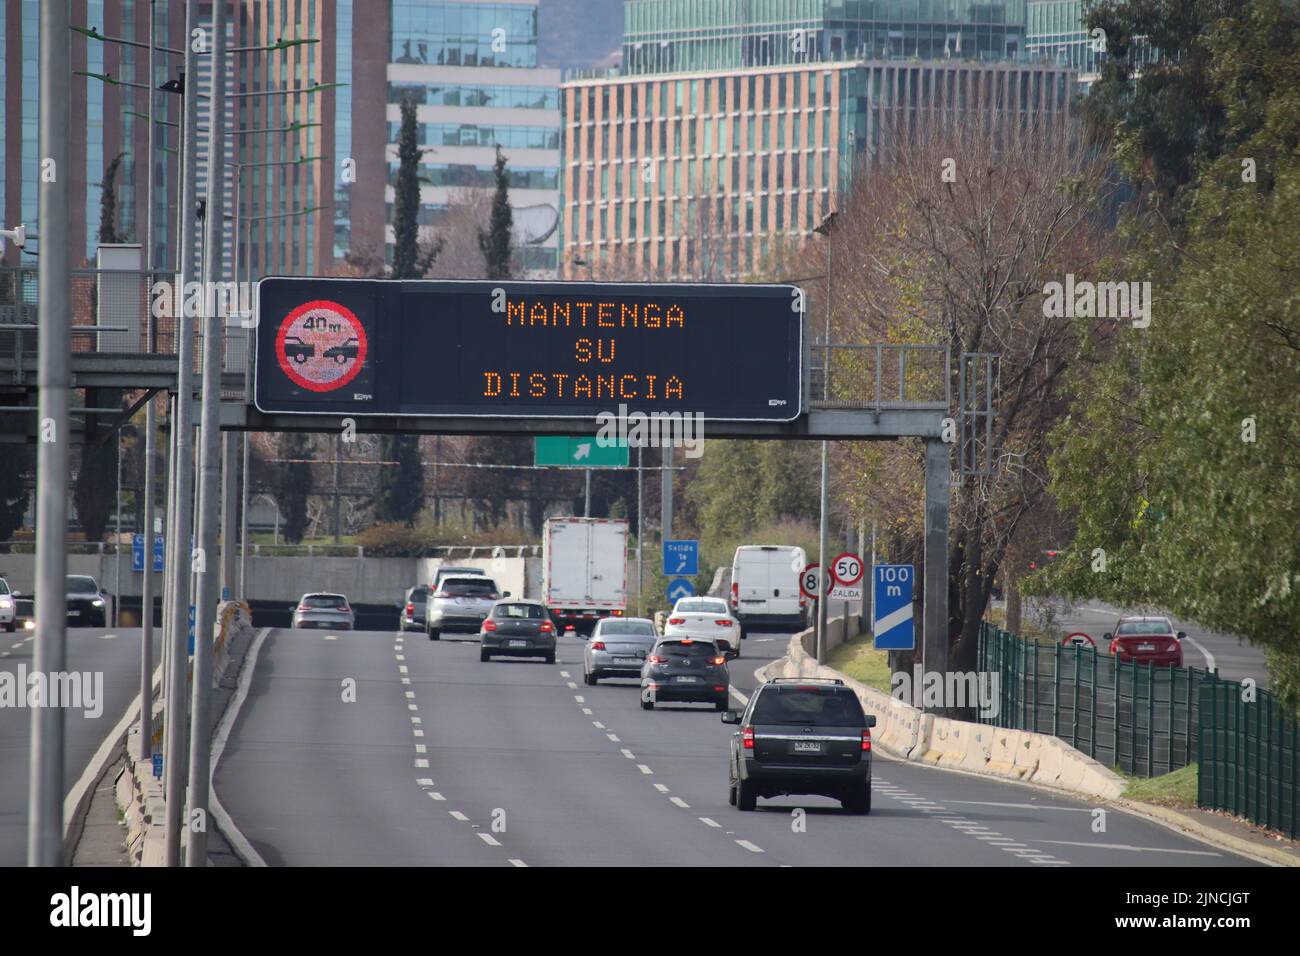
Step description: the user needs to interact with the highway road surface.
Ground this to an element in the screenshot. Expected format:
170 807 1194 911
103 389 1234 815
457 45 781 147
0 625 158 866
214 627 1259 867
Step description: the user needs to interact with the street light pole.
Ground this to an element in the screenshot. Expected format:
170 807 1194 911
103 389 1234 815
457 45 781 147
163 0 201 869
188 0 228 867
814 212 837 664
28 0 72 867
139 0 159 764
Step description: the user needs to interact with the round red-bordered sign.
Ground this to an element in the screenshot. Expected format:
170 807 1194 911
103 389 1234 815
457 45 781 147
830 552 865 586
275 299 368 393
1062 632 1096 648
799 563 821 600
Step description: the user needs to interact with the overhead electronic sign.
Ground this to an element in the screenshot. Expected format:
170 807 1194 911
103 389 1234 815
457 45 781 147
254 279 803 422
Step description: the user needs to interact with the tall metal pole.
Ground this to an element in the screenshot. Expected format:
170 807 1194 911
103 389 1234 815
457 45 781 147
188 0 228 866
164 0 202 868
661 447 673 543
332 434 342 543
28 0 73 867
636 447 644 616
239 433 249 595
221 433 238 597
923 438 950 712
114 430 123 626
815 219 833 664
583 468 591 518
139 0 159 763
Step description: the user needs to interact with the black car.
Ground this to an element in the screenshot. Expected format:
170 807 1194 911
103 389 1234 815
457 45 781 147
480 599 556 663
323 338 359 363
283 336 314 363
65 574 109 627
640 638 730 711
723 678 875 814
400 585 430 632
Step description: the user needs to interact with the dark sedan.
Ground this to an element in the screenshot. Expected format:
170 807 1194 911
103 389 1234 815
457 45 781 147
480 599 556 664
640 638 730 711
65 574 109 627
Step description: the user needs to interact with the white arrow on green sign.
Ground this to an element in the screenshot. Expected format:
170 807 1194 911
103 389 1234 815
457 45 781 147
534 436 630 468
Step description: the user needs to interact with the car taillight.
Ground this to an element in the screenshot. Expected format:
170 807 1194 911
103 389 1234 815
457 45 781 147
862 729 872 752
540 621 554 633
296 605 308 612
713 685 725 692
668 617 685 625
591 640 605 650
711 656 726 665
730 582 739 604
406 603 414 614
648 654 667 664
715 619 732 627
611 609 623 616
1168 640 1180 652
742 726 754 749
483 620 497 631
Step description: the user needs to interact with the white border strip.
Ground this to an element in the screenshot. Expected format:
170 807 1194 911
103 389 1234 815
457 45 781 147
208 626 272 867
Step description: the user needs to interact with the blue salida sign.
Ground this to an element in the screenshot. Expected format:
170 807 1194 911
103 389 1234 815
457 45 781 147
132 533 164 573
662 539 699 575
873 564 915 650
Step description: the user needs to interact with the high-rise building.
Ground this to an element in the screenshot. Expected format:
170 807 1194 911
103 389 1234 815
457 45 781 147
1026 1 1157 91
562 0 1075 280
334 0 562 277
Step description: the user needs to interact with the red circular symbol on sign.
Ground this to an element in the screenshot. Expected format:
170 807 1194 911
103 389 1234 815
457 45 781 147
799 563 821 600
1062 632 1096 648
275 299 368 393
830 552 864 586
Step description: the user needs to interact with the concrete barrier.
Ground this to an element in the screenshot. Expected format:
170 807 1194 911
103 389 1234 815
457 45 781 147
764 629 1126 802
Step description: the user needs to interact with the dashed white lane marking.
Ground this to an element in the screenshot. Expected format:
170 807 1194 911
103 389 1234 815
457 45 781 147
428 792 445 801
637 764 653 775
399 665 408 674
607 733 621 742
592 720 606 729
395 654 405 661
560 671 570 678
417 778 434 787
413 729 424 737
948 800 1094 813
567 681 577 689
1035 840 1221 857
401 678 411 685
509 859 527 867
404 691 415 699
699 817 721 828
654 784 670 793
415 744 427 754
449 811 469 822
582 708 593 715
669 797 690 809
98 633 118 640
408 704 418 711
574 695 585 703
323 635 338 641
411 716 422 724
620 748 635 759
880 787 1073 866
735 840 764 853
415 758 429 768
478 833 501 847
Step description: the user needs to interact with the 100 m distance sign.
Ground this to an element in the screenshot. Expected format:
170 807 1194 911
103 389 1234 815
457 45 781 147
254 279 803 421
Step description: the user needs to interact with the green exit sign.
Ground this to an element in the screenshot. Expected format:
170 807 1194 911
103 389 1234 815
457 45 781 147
534 436 630 468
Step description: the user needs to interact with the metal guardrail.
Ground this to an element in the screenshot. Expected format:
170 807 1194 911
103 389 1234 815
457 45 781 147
977 623 1217 778
810 342 950 411
1199 679 1299 838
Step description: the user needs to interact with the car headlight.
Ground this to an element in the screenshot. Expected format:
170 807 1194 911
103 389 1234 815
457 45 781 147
91 598 105 607
24 619 36 630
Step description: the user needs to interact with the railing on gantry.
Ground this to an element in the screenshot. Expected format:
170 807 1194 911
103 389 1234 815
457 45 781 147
808 341 950 411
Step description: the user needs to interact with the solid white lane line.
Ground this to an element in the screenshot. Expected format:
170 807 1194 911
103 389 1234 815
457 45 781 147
449 811 469 821
1034 839 1221 857
1183 634 1216 672
729 687 750 707
478 833 501 847
670 797 690 808
735 840 764 853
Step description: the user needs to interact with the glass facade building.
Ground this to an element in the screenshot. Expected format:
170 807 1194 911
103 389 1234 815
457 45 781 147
1026 0 1156 88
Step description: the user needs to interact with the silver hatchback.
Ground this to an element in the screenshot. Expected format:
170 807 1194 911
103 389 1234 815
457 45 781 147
583 616 659 685
291 592 355 630
426 576 508 640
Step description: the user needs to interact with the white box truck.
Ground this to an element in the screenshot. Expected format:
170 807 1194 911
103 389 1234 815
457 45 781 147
542 517 629 635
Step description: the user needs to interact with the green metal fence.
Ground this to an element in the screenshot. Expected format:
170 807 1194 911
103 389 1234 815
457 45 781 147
976 623 1216 777
1198 680 1299 839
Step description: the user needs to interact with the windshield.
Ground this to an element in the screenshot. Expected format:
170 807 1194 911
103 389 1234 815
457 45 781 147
1116 620 1172 636
441 579 498 596
751 687 865 726
599 620 656 636
409 587 429 600
66 576 98 595
0 580 9 595
495 603 544 619
676 599 728 615
303 595 347 608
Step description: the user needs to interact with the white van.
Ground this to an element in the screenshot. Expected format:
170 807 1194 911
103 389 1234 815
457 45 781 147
730 545 808 635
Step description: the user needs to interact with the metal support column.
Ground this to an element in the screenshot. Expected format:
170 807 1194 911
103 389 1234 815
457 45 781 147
139 0 159 764
221 432 238 598
661 446 673 544
922 438 950 712
816 441 829 664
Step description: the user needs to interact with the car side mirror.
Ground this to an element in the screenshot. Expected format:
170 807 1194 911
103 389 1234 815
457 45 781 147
1102 632 1112 642
1176 631 1187 640
503 591 512 598
720 711 740 724
865 715 877 728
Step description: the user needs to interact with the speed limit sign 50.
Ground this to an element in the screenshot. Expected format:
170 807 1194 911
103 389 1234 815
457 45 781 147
799 563 821 600
830 552 865 587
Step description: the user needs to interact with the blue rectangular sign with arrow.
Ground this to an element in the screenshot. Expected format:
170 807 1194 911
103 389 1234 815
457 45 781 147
873 564 915 650
662 539 699 576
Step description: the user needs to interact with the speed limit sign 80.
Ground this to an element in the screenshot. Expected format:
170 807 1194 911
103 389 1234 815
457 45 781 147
830 552 864 587
799 564 821 600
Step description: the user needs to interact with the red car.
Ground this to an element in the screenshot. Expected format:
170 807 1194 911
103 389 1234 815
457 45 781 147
1106 616 1185 667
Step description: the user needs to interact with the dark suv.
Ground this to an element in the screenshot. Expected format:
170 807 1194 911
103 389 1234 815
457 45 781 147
723 678 875 814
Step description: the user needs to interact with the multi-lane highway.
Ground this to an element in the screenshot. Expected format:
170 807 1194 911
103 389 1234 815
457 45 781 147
0 625 158 866
214 627 1258 867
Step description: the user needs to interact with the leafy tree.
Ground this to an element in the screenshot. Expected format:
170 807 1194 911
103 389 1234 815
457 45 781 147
375 435 424 526
0 441 30 549
391 94 444 280
479 145 513 279
98 152 128 244
274 432 314 544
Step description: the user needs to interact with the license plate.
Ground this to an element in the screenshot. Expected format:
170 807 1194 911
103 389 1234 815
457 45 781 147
508 640 528 648
675 675 700 683
68 610 80 617
614 657 640 665
1138 643 1155 651
793 740 823 753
